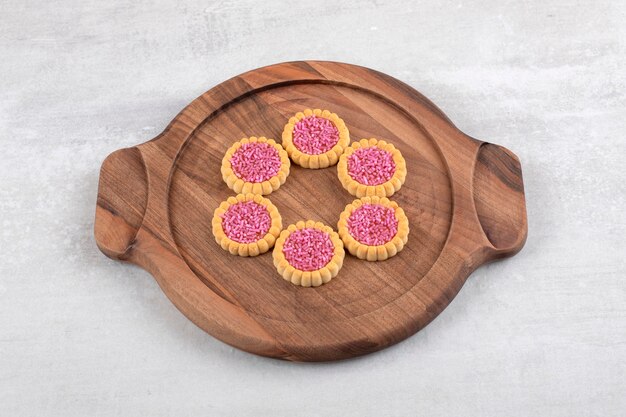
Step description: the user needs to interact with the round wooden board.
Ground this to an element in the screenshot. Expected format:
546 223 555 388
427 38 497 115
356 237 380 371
95 61 527 361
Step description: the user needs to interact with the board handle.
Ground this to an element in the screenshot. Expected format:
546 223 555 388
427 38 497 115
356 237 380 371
472 142 528 260
94 147 148 260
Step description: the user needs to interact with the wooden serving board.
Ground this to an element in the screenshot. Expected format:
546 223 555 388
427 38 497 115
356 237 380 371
94 61 527 361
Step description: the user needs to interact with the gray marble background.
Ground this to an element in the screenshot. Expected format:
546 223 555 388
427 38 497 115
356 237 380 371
1 0 625 415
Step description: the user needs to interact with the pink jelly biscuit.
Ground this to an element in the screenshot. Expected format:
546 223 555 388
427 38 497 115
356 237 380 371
292 116 340 155
230 142 281 183
282 228 334 271
347 204 398 246
221 201 271 243
347 147 396 185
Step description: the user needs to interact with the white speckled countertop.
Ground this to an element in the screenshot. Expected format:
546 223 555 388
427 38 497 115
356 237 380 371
1 1 625 415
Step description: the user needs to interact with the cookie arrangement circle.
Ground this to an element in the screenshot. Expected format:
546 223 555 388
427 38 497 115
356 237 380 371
273 221 345 287
212 193 282 257
221 136 290 195
337 138 407 197
281 109 350 169
337 196 409 261
216 111 410 286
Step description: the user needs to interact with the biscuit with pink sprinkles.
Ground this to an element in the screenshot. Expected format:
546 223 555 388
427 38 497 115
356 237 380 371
273 220 345 287
221 137 290 195
212 194 282 257
282 109 350 169
337 138 407 198
337 196 409 261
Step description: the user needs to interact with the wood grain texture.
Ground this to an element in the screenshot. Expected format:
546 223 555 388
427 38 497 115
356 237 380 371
94 61 527 361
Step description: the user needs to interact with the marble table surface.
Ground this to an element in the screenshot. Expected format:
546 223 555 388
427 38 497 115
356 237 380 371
1 1 624 415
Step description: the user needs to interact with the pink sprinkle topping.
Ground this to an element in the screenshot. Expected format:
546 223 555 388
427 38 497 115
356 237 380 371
292 116 340 155
230 142 281 183
347 147 396 185
282 228 335 271
221 201 271 243
347 204 398 246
